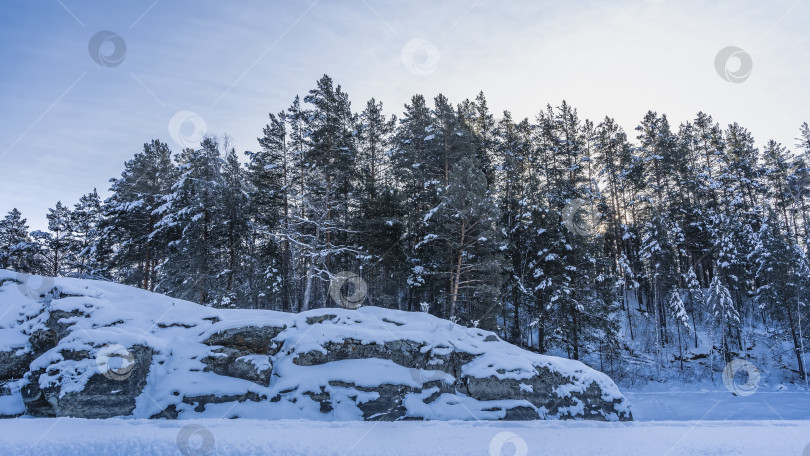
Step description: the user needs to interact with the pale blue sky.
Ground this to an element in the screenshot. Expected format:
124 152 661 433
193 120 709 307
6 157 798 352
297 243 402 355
1 0 808 229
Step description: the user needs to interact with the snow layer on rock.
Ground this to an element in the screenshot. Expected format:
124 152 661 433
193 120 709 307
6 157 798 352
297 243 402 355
0 269 630 420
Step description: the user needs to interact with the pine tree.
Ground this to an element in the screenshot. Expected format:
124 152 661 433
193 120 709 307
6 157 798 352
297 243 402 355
29 230 54 275
685 265 703 347
355 98 404 308
707 273 740 363
0 209 34 271
594 117 639 341
391 94 440 312
752 211 808 380
247 111 292 310
282 75 363 311
529 102 617 360
458 91 497 187
70 189 104 277
761 141 795 236
636 112 682 345
429 155 503 326
792 122 810 246
493 112 536 345
101 139 176 290
667 288 689 370
220 147 250 307
156 137 225 305
44 201 73 276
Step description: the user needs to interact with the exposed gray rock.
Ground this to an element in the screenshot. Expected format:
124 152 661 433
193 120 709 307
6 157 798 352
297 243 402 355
0 347 31 380
182 392 265 414
293 339 427 369
351 383 413 421
203 325 286 356
201 347 272 386
24 345 153 418
464 367 625 420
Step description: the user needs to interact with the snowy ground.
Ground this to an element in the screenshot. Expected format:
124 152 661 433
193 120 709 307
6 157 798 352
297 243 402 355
1 416 809 455
626 386 810 421
3 272 809 454
2 388 810 455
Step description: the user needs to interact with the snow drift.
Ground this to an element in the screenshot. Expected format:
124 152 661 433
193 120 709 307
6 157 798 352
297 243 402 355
0 270 631 421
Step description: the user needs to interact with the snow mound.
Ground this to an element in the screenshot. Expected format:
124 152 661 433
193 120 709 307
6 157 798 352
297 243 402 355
0 270 631 421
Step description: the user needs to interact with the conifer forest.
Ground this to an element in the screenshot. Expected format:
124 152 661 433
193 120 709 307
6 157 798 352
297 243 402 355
4 74 810 384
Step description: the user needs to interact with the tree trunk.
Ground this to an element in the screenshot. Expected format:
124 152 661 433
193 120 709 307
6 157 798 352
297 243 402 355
449 220 466 320
625 287 634 340
786 295 808 381
301 225 320 312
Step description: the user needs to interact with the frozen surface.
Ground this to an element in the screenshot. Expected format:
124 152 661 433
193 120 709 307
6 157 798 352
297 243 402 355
1 417 809 456
3 388 810 454
625 386 810 421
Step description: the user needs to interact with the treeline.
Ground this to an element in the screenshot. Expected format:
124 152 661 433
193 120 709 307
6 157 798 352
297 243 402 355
2 74 810 380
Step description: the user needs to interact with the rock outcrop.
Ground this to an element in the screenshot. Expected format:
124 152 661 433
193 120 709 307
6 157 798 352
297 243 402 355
0 270 632 421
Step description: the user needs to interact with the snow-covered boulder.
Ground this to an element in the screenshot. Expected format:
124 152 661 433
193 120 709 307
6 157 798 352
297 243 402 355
0 270 632 421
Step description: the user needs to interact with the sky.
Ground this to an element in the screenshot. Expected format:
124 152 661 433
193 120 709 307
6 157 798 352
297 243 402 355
1 0 808 230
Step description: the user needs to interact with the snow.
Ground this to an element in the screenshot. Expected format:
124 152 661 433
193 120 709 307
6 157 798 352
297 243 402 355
236 355 271 372
0 379 25 416
0 417 809 455
624 385 810 421
3 271 810 453
0 270 628 421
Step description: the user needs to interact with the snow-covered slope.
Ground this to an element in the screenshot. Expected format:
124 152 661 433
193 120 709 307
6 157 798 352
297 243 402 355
0 270 631 421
